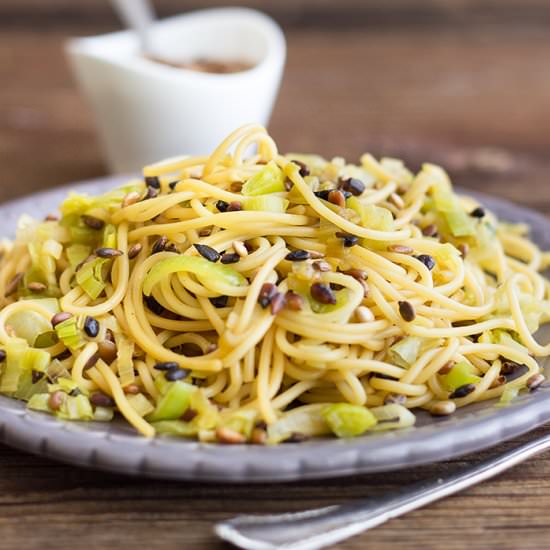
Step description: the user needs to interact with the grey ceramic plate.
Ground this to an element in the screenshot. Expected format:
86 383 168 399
0 176 548 482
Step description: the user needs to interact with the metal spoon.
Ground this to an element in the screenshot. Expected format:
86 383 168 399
215 431 550 550
111 0 156 55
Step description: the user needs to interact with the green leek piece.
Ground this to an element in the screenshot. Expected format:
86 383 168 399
27 393 51 413
49 377 80 395
93 406 114 422
116 338 135 387
0 339 28 393
189 390 220 430
241 160 285 196
143 256 246 297
66 244 91 269
322 403 377 438
102 224 117 249
243 195 289 213
151 420 197 437
498 386 520 407
7 310 51 346
34 330 59 348
57 394 94 420
75 257 108 300
47 359 71 382
21 348 50 373
443 361 481 391
369 403 416 431
389 336 422 368
14 369 49 401
267 404 331 444
127 393 155 417
146 381 196 422
431 186 476 237
55 317 84 350
347 196 395 231
287 276 348 315
222 409 257 439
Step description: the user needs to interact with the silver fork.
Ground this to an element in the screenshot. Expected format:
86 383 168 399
215 432 550 550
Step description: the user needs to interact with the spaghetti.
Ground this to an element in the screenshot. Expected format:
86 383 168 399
0 124 548 444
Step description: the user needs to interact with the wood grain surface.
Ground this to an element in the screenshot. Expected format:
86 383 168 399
1 2 550 549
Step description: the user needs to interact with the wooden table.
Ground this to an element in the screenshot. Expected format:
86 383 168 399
1 2 550 548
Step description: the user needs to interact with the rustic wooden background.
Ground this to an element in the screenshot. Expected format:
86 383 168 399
1 1 550 548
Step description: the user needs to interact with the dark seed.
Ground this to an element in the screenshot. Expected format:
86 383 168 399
449 383 476 399
314 190 331 201
270 292 286 315
105 329 115 343
209 295 228 308
220 252 240 264
415 254 436 270
165 368 190 381
95 247 123 258
285 291 304 311
292 160 310 177
501 361 529 382
145 176 160 189
54 349 72 361
310 282 336 305
527 373 545 392
84 316 99 338
81 215 104 230
422 224 438 237
128 243 143 259
342 268 367 280
154 361 179 371
194 243 220 262
398 301 416 322
90 392 115 407
470 207 485 218
181 408 198 422
83 352 99 370
258 282 277 308
285 249 310 261
0 350 5 362
216 200 229 212
227 201 242 212
255 420 268 431
339 177 365 196
168 180 179 190
32 370 44 384
97 340 117 364
283 432 309 443
143 186 159 200
327 190 346 208
4 272 23 297
341 190 352 199
144 295 165 315
51 312 72 327
152 236 168 254
335 232 358 247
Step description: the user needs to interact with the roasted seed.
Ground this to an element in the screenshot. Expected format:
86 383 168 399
127 243 143 259
95 247 123 258
343 268 367 280
123 384 141 395
230 182 243 193
154 361 179 371
339 177 365 196
314 190 331 201
198 228 212 237
83 316 99 338
285 291 304 311
216 426 246 444
97 340 117 364
144 295 164 315
216 200 229 212
292 160 310 177
54 349 72 361
90 392 115 407
335 232 359 247
165 368 190 381
122 191 142 208
83 352 99 370
258 282 278 308
310 282 336 305
4 272 23 297
220 252 240 264
355 305 374 323
209 295 228 308
227 201 242 212
312 260 331 272
168 180 179 191
232 240 248 257
48 390 65 411
145 176 160 189
387 244 414 254
389 192 405 209
430 400 456 416
327 189 346 208
251 427 267 445
422 224 438 237
415 254 436 270
438 361 455 375
0 350 5 362
82 215 105 230
164 243 178 253
527 373 545 391
32 370 44 384
470 207 486 218
27 281 47 292
152 236 168 254
51 312 72 327
449 383 476 399
194 243 220 262
285 249 310 261
398 301 416 322
270 292 286 315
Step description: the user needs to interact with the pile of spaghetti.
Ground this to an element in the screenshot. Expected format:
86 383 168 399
0 125 549 444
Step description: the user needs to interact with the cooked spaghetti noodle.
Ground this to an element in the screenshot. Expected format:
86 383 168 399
0 124 548 443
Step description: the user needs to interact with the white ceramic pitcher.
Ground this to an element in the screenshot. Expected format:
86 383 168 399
66 7 286 173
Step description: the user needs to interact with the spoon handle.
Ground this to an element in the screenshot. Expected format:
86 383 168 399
215 432 550 550
111 0 155 54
